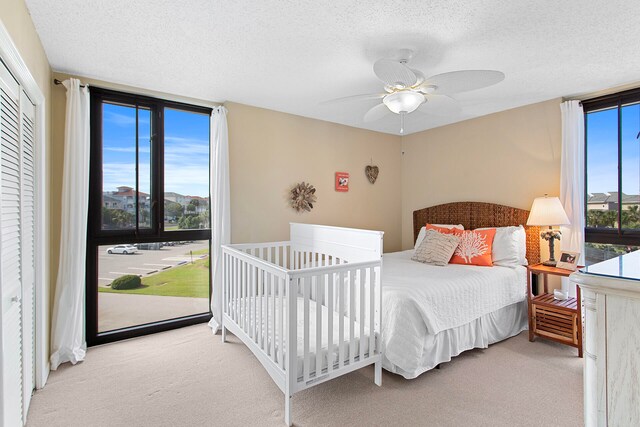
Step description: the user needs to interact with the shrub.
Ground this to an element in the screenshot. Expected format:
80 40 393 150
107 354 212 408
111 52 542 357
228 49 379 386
111 275 141 290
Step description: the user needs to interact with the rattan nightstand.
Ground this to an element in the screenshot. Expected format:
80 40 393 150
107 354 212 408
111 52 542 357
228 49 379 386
527 263 583 357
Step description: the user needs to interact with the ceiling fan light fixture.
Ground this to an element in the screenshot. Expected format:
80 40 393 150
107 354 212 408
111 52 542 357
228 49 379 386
383 91 425 114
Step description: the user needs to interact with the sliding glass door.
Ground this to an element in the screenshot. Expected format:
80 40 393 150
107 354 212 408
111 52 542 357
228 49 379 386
87 88 212 345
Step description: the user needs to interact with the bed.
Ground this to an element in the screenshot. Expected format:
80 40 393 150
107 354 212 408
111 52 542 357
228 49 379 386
221 223 384 426
381 202 540 379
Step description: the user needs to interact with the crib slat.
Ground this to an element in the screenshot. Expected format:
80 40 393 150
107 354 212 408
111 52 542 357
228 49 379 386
258 269 263 346
284 245 288 270
234 258 238 323
375 267 380 355
250 266 255 341
359 268 365 361
327 273 334 374
223 253 227 316
279 277 284 369
303 276 310 382
369 267 375 357
264 273 269 354
338 270 344 369
239 259 243 325
227 254 231 317
287 278 298 384
271 273 276 362
349 270 356 365
315 274 322 378
244 261 249 332
275 245 280 267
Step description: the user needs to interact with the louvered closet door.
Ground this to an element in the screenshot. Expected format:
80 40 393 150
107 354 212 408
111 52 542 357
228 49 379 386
0 59 24 426
20 89 36 420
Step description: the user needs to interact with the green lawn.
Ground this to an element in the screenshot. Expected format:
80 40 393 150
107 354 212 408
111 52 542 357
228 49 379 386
190 247 209 256
99 257 209 298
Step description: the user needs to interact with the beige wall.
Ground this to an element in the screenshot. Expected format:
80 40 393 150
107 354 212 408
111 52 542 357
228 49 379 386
401 98 563 254
1 0 52 344
226 102 402 252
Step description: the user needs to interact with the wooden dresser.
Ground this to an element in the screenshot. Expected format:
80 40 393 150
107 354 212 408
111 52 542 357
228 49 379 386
570 251 640 427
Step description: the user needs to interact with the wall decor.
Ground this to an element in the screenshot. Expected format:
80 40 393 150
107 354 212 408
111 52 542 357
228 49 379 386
289 182 317 213
335 172 349 192
365 165 379 184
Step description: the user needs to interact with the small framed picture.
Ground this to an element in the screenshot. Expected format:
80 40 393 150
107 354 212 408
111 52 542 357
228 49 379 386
556 251 580 271
335 172 349 192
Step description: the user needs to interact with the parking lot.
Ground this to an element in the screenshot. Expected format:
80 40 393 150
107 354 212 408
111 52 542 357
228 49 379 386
97 240 210 332
98 241 209 287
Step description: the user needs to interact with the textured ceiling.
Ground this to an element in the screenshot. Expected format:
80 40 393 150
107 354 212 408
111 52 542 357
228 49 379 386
24 0 640 135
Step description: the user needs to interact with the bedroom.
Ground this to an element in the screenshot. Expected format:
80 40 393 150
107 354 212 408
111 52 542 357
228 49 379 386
1 0 639 426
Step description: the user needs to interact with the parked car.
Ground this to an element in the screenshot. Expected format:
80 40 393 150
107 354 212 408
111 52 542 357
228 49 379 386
106 245 138 255
134 242 163 250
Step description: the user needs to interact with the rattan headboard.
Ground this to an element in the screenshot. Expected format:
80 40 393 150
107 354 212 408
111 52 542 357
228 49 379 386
413 202 540 265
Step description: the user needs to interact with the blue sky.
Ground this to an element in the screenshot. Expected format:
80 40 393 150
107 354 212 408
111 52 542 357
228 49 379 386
586 104 640 196
102 103 210 198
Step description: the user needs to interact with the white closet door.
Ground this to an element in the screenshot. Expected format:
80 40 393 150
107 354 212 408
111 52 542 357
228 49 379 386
20 89 35 420
0 59 24 426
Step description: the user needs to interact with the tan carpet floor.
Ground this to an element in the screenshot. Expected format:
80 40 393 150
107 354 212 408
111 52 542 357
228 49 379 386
27 324 583 427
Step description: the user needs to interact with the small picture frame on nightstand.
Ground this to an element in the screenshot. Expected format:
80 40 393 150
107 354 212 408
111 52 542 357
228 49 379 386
556 251 580 271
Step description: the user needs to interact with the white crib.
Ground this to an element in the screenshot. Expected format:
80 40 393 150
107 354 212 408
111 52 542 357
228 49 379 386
221 223 383 426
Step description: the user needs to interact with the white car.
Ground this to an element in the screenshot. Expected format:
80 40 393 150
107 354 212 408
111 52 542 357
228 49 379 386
106 245 137 255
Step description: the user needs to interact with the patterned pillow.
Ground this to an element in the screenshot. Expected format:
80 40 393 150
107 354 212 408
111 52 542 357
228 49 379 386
412 229 460 266
449 228 496 266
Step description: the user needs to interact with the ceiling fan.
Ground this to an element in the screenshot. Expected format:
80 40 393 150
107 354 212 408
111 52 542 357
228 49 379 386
324 49 505 133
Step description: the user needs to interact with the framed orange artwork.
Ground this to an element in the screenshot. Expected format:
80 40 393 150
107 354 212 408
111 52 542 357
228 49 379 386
335 172 349 192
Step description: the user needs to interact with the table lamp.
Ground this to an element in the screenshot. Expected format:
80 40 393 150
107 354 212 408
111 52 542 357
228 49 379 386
527 195 570 266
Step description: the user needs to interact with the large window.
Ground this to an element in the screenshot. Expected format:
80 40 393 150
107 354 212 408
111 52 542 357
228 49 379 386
87 88 212 345
583 88 640 265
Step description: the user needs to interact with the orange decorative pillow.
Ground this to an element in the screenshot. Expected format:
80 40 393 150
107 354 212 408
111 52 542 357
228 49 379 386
449 228 496 266
425 224 457 234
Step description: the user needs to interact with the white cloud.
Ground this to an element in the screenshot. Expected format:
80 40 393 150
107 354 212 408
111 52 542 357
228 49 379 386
104 110 151 127
104 146 151 153
103 162 209 197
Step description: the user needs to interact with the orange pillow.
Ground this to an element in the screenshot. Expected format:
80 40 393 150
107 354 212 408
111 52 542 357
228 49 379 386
449 228 496 266
425 224 457 234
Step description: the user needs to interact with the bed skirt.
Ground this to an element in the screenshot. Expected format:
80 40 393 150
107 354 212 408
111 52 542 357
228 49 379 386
382 300 528 379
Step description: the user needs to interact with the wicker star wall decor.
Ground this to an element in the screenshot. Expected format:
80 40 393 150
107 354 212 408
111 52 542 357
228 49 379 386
290 182 317 213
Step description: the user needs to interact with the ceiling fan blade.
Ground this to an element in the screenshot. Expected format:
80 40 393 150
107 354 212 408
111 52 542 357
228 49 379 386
418 94 461 113
417 94 462 116
420 70 505 95
320 93 386 105
410 69 426 87
373 59 417 88
364 103 393 123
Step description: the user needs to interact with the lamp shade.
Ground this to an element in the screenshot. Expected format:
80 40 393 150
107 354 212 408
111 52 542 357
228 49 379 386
383 91 425 114
526 196 570 226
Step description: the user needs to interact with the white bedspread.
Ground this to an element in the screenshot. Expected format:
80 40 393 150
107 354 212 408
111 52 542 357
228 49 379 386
381 250 527 374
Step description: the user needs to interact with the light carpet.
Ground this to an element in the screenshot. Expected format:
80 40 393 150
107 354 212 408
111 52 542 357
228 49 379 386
27 324 583 426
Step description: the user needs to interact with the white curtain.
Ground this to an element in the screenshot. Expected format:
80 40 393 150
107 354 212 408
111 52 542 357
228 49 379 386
50 79 90 369
560 100 585 294
209 106 230 332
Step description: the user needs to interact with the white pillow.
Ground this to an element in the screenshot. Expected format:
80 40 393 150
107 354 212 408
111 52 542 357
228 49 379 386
414 224 464 251
478 225 527 267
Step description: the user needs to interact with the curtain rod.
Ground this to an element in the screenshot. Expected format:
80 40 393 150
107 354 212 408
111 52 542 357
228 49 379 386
53 78 87 88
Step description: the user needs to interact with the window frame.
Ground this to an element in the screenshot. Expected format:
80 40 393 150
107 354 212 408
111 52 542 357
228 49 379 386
583 86 640 247
86 87 213 346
